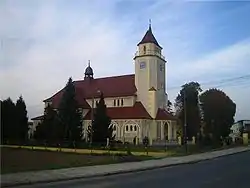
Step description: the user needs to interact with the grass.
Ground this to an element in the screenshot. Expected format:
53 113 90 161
1 143 240 174
3 144 171 158
1 147 152 174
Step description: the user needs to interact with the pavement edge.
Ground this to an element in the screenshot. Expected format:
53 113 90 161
2 147 250 188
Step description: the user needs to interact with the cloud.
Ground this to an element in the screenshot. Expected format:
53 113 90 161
0 1 135 118
168 38 250 85
1 1 249 121
167 38 250 121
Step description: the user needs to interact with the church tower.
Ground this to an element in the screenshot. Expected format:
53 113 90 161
134 23 167 118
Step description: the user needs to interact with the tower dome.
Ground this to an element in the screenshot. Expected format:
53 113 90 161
84 60 94 80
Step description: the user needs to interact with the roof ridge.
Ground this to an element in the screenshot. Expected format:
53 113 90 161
74 74 135 83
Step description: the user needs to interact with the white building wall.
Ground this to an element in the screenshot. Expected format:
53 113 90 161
85 96 135 108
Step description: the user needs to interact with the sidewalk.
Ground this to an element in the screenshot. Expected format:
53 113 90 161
1 146 250 187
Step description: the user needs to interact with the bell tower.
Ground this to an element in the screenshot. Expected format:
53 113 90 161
134 22 167 117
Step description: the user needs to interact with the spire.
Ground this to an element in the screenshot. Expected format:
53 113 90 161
88 60 90 67
137 20 161 48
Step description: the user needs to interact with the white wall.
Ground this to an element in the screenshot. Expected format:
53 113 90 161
85 96 135 108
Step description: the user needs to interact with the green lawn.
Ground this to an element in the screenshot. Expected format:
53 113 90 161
3 144 172 158
1 147 152 174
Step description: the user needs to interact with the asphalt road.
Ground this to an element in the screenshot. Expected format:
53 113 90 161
16 151 250 188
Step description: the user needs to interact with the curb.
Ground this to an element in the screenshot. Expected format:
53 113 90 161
2 147 250 187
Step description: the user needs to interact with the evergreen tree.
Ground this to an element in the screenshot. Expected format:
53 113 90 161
58 77 82 142
1 98 16 143
33 104 59 142
92 92 112 144
16 96 28 142
166 100 174 114
175 82 202 140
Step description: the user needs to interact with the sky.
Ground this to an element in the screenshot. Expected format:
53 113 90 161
1 0 250 121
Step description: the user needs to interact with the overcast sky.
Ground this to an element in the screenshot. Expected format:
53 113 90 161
1 0 250 121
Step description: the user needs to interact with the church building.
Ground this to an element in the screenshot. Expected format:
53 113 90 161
31 24 177 145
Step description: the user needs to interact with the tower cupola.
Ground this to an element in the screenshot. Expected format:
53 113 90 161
84 60 94 80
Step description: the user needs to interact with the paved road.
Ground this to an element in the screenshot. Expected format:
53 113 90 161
16 151 250 188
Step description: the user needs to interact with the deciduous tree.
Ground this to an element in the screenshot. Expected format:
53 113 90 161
199 88 236 142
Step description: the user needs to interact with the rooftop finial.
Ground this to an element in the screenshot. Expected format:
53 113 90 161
88 60 90 67
149 19 151 29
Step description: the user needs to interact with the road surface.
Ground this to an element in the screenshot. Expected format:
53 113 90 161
15 151 250 188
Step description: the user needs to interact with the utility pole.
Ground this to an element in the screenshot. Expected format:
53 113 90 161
183 90 188 153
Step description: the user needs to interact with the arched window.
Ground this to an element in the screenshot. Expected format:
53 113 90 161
134 125 137 131
121 98 124 106
143 46 146 54
117 99 120 106
130 125 133 131
126 125 128 131
113 100 116 106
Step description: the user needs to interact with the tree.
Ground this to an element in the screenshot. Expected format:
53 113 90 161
15 96 28 142
58 77 82 142
1 98 17 143
86 125 93 143
92 92 112 144
166 100 174 114
199 88 236 142
175 82 202 140
33 104 59 142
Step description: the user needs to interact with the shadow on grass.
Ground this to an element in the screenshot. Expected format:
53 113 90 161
1 147 152 174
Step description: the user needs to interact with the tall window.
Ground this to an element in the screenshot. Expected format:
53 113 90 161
126 125 128 131
130 125 133 131
121 98 124 106
143 46 146 54
113 100 116 106
117 99 120 106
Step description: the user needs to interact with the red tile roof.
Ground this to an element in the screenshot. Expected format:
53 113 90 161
32 105 176 121
138 26 161 48
44 74 137 108
155 108 177 120
84 102 152 120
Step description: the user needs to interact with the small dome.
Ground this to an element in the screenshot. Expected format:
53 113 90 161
84 61 94 80
85 65 93 76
